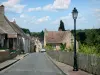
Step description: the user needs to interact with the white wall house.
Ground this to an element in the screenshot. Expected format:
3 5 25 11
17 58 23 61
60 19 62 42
22 37 30 53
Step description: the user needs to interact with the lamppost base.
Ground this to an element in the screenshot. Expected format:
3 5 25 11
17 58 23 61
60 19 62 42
73 68 78 71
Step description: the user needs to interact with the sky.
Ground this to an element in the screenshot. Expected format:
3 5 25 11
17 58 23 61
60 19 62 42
0 0 100 32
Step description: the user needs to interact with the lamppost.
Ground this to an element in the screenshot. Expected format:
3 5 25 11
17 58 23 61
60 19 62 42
72 7 78 71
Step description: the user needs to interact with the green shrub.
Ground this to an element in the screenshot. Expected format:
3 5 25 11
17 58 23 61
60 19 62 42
96 44 100 53
60 43 66 51
78 44 100 55
0 48 8 50
67 46 74 52
9 49 17 53
45 44 54 50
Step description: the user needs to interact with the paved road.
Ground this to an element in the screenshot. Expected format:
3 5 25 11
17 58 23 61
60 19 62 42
0 53 65 75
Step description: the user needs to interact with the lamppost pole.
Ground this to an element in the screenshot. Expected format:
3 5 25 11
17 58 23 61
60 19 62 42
74 19 76 53
72 8 78 71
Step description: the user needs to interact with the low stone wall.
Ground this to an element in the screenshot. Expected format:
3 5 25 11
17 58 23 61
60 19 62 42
0 50 10 62
47 50 100 75
0 50 17 63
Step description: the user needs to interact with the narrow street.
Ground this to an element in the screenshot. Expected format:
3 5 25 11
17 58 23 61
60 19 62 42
0 53 65 75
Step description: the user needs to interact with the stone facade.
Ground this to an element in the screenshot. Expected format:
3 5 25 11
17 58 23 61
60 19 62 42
0 5 31 54
32 37 42 52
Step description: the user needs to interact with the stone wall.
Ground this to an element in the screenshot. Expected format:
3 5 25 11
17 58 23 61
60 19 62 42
0 50 17 63
47 50 100 75
0 50 9 62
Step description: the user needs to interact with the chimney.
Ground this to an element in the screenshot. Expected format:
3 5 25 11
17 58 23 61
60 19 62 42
13 19 16 24
0 5 4 15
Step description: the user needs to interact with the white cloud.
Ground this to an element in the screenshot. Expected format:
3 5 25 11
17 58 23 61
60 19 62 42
94 8 100 19
19 15 50 25
36 16 50 24
95 8 100 13
53 0 70 9
43 4 56 11
20 14 25 18
52 13 71 25
28 7 42 12
52 13 87 26
2 0 26 13
28 0 71 12
94 8 100 24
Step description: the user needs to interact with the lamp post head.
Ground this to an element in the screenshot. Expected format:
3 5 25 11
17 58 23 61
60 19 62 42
72 7 78 19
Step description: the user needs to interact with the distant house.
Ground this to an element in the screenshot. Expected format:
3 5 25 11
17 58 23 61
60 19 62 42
44 29 78 50
31 37 42 52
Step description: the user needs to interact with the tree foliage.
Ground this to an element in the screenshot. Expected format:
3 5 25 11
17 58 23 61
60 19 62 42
45 44 53 50
71 28 100 55
60 43 66 51
21 28 31 35
31 30 44 39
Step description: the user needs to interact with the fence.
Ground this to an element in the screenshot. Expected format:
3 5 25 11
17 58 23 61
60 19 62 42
47 50 100 75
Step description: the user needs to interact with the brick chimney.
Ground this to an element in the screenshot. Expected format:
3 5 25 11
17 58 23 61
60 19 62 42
0 5 4 15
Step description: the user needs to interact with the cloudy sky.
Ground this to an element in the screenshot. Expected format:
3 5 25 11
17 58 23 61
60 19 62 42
0 0 100 32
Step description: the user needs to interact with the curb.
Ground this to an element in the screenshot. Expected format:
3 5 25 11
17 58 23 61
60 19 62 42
46 53 67 75
0 59 20 71
23 53 29 58
0 53 29 71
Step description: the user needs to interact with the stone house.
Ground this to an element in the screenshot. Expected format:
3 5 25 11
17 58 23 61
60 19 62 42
0 5 31 53
0 5 18 50
44 29 78 50
11 22 31 53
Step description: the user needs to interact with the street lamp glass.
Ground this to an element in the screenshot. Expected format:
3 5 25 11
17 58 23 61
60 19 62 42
72 8 78 19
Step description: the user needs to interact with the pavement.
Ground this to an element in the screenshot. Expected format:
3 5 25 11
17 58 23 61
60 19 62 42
46 53 93 75
0 53 66 75
0 53 29 71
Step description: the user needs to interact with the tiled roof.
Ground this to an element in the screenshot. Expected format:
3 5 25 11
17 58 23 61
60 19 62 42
10 22 31 39
45 31 70 43
0 5 31 40
0 14 30 39
10 22 25 35
0 27 6 34
0 15 16 34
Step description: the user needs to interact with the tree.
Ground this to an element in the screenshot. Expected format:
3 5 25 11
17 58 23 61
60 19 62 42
58 20 65 31
40 30 44 38
76 32 86 44
85 29 98 46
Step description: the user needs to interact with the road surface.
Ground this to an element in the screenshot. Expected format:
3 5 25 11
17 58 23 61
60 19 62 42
0 53 66 75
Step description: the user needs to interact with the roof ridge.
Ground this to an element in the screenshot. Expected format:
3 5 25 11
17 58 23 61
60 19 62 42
4 16 17 34
11 22 24 34
11 22 27 38
46 31 71 44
